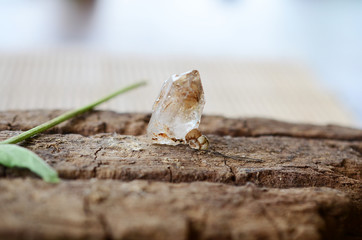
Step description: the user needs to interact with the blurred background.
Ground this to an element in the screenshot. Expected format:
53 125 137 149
0 0 361 127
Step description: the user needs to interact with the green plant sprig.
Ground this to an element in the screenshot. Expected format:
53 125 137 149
1 81 146 144
0 81 146 183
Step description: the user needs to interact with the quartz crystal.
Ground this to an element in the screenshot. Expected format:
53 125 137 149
147 70 207 148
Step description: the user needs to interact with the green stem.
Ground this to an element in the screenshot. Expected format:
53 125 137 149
1 81 146 144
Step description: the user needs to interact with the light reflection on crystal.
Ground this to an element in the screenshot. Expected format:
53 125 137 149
147 70 205 146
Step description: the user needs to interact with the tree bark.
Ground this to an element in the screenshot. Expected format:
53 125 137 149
0 110 361 240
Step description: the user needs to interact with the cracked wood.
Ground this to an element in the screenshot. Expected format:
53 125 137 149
0 179 353 240
0 131 360 204
0 110 361 240
1 110 361 140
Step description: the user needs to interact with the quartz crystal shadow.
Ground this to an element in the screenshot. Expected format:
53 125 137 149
147 70 205 146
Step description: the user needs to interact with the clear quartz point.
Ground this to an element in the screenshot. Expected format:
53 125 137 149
147 70 205 146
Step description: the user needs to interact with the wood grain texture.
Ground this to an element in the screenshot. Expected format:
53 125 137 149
1 110 361 140
0 180 353 240
0 110 361 239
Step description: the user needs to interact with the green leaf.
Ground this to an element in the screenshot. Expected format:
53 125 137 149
0 144 59 183
0 81 146 183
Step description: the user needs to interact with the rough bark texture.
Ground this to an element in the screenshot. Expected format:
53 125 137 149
1 110 361 140
0 179 353 240
0 110 361 240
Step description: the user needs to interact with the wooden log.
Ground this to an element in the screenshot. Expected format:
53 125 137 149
1 110 361 140
0 179 353 240
0 110 361 239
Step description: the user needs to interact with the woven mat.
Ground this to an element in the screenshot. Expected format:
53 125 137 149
0 52 356 127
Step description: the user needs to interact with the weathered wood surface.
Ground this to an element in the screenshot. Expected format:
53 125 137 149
1 110 361 140
0 110 361 240
0 179 353 240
